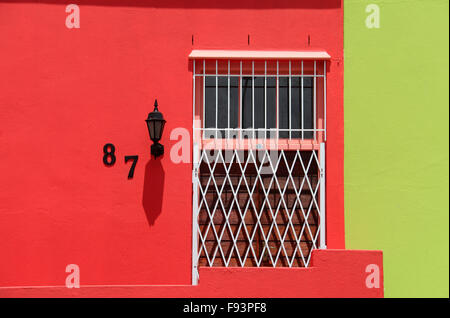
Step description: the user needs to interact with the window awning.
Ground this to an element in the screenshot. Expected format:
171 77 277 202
189 50 330 60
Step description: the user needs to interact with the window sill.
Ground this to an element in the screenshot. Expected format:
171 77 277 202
199 138 322 150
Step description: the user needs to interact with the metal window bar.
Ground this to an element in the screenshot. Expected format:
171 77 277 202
191 142 200 285
203 60 206 140
196 58 325 140
194 74 325 78
193 128 324 134
228 60 230 140
301 60 304 140
324 61 327 141
277 60 279 139
319 143 326 249
289 60 291 140
193 148 326 270
313 61 316 140
215 60 218 139
193 60 195 127
240 61 242 140
252 61 255 139
264 61 267 141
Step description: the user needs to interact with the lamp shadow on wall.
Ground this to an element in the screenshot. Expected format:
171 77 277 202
142 158 165 226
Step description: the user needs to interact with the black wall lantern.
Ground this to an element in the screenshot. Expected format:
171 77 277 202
146 99 166 158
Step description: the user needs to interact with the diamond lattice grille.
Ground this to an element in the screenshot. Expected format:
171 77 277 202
194 149 323 270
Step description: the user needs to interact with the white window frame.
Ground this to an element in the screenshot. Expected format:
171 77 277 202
190 51 329 285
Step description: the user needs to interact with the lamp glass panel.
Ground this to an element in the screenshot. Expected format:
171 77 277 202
159 121 165 137
154 121 162 141
147 121 155 140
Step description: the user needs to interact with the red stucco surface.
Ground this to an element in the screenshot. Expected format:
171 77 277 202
0 250 383 297
0 0 353 295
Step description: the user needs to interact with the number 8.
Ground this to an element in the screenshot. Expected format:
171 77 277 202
103 143 116 166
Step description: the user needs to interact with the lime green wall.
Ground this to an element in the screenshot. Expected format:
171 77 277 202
344 0 449 297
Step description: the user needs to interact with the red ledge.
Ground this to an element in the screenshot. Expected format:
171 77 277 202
0 250 383 298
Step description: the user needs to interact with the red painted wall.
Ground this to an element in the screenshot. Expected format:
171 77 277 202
0 250 384 297
0 0 344 288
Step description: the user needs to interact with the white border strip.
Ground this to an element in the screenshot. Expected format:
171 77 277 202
189 50 331 60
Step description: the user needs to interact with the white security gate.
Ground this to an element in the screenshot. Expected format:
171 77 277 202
191 144 326 285
190 55 328 284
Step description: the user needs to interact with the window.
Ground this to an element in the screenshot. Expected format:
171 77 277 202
193 55 327 142
191 51 328 284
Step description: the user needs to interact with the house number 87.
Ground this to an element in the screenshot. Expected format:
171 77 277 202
102 143 138 179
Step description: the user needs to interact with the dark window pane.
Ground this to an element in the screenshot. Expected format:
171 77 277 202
303 77 314 139
242 77 252 138
289 76 314 139
205 76 216 138
205 73 314 140
266 77 276 138
254 78 265 138
217 77 228 139
279 77 289 138
291 77 301 138
230 77 239 138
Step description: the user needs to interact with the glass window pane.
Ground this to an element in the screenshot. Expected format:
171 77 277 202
242 77 253 138
230 77 239 138
303 77 314 139
205 76 216 138
217 76 228 139
254 77 265 137
291 77 301 138
266 77 276 138
201 61 318 140
279 77 289 138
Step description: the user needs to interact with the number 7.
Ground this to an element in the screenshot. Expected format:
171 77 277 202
124 155 138 179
